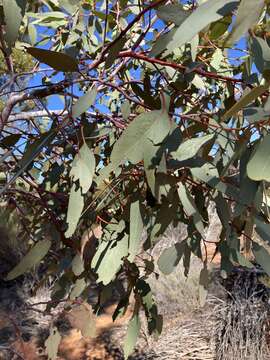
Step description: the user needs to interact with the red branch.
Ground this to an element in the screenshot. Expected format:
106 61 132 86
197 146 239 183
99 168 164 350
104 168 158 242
118 51 244 84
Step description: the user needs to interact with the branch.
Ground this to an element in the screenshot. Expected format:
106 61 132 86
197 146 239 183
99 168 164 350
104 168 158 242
118 51 244 84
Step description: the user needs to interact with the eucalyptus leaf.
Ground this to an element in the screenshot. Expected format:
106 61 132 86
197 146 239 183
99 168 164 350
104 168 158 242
128 200 143 262
171 134 214 162
123 315 141 359
247 134 270 181
65 185 84 238
6 239 51 280
27 47 79 72
3 0 26 51
226 0 265 45
70 143 96 194
72 87 97 118
45 327 61 360
164 0 238 54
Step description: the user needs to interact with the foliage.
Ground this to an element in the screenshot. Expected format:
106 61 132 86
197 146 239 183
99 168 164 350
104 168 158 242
1 0 270 357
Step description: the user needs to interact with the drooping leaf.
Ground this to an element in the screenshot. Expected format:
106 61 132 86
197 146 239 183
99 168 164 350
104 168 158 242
123 314 141 359
171 134 214 162
97 110 170 185
6 240 51 280
71 254 84 276
70 143 96 194
121 100 131 120
59 0 80 14
45 327 61 360
65 184 84 238
72 87 97 118
223 83 269 121
70 278 87 300
226 0 265 45
178 183 204 234
157 241 185 275
27 47 78 72
92 235 129 285
164 0 238 54
156 4 188 26
253 242 270 277
247 134 270 181
3 0 26 50
250 37 270 74
128 200 143 262
105 37 126 68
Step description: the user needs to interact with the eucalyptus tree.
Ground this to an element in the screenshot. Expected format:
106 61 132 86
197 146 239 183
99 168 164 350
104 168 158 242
1 0 270 357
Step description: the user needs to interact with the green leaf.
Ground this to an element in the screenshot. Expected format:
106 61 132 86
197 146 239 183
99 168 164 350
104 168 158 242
247 134 270 181
250 37 270 74
157 241 185 275
70 143 96 194
150 28 177 57
226 0 265 45
45 327 61 360
121 100 131 120
59 0 80 14
27 47 78 72
255 216 270 244
253 242 270 277
178 183 204 234
156 4 188 26
128 200 143 262
105 37 126 68
70 278 87 300
72 87 97 118
72 254 84 276
164 0 238 54
6 239 51 280
223 84 269 121
171 134 214 162
92 235 129 285
97 110 170 185
123 315 141 360
65 184 84 238
3 0 26 50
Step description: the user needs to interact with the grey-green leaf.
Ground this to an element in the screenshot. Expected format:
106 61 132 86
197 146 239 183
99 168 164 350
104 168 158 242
164 0 238 54
6 239 51 280
92 235 129 285
3 0 26 50
226 0 265 45
223 84 269 121
157 4 188 26
247 134 270 181
70 278 87 300
128 200 143 262
178 183 204 234
27 47 78 72
72 87 97 118
45 327 61 360
253 242 270 277
121 100 131 120
65 185 84 238
158 241 185 275
123 315 141 359
97 110 170 186
171 134 214 162
105 37 126 68
70 143 96 194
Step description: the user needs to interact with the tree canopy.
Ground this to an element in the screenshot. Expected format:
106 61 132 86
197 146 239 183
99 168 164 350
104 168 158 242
1 0 270 357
